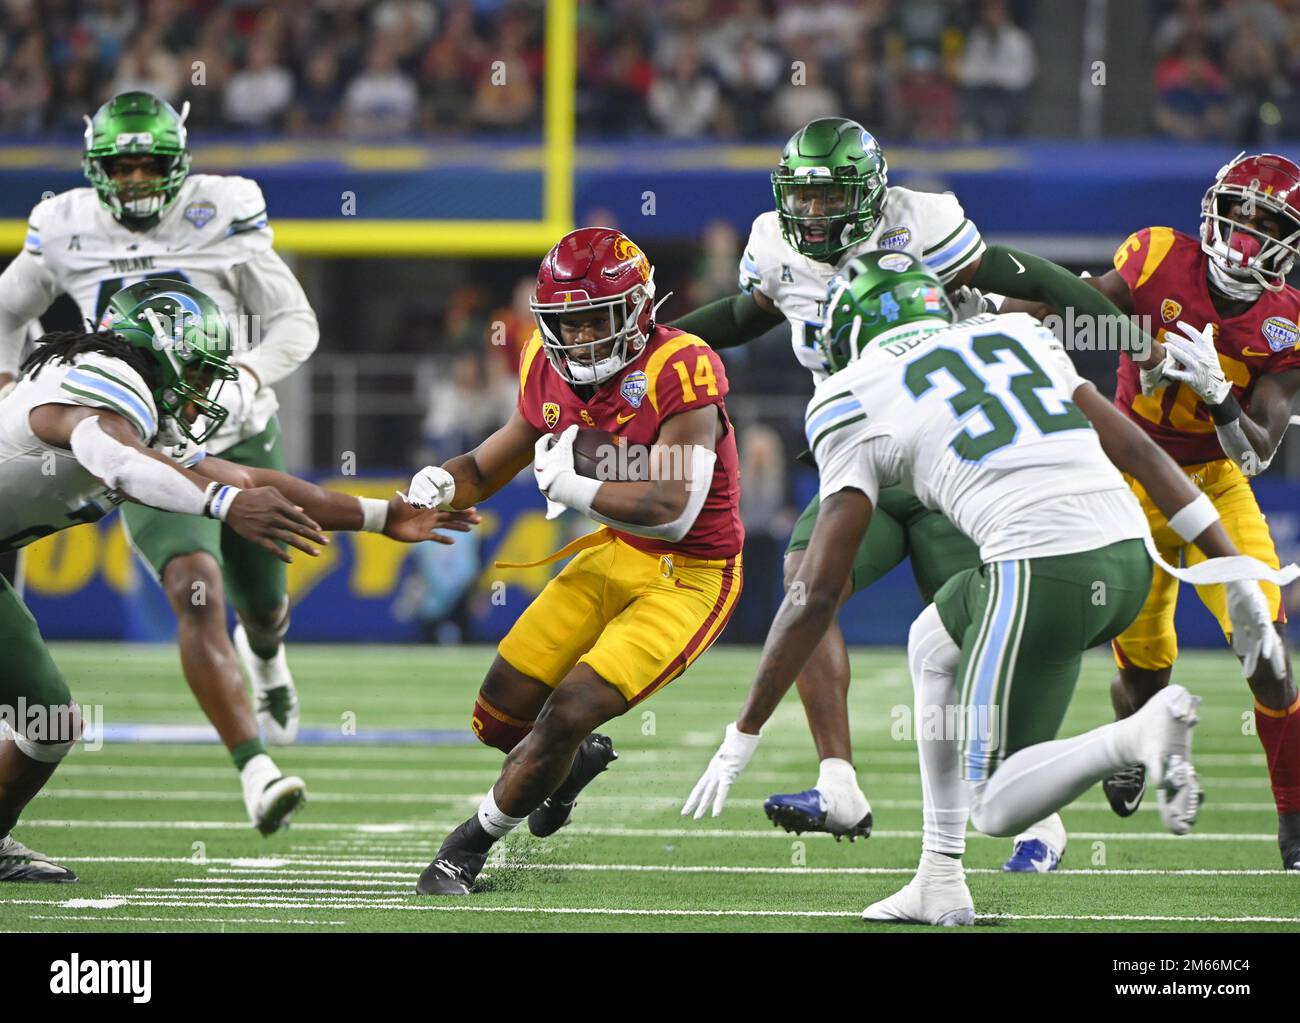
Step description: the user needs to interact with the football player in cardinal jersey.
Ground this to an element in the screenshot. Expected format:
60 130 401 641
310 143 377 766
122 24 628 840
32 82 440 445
1004 153 1300 871
402 227 744 895
0 93 320 829
670 117 1157 867
0 280 475 876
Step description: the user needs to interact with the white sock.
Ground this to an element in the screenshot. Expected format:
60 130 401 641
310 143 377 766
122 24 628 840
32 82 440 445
816 756 858 795
240 753 279 799
1011 812 1068 857
477 788 525 839
907 604 968 857
968 721 1131 837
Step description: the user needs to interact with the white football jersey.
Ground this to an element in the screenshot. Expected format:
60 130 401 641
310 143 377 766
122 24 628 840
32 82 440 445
740 186 985 382
0 352 203 553
807 312 1149 562
17 175 278 451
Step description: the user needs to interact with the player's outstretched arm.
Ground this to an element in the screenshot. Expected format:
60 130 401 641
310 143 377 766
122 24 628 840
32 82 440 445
0 248 62 388
27 403 327 563
683 487 871 820
667 289 785 350
1073 381 1238 559
196 458 481 544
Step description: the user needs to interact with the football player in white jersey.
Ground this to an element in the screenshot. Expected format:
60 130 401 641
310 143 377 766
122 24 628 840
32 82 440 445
671 117 1158 870
0 93 321 804
0 280 476 878
683 252 1290 923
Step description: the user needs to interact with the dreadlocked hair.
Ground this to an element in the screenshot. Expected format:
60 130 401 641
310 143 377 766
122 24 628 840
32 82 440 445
19 329 161 392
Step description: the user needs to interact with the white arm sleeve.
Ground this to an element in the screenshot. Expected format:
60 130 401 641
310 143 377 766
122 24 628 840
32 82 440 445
232 248 320 387
584 446 717 543
1215 417 1275 477
0 249 61 377
69 416 208 516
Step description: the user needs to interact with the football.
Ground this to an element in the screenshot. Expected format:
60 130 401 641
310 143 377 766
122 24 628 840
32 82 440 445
570 427 651 481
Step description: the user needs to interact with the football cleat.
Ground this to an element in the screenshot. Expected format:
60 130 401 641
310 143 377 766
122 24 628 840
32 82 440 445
234 624 300 746
0 835 78 883
528 733 619 838
1102 764 1147 817
246 775 307 837
416 818 491 895
763 788 873 841
1002 838 1061 873
1131 685 1202 835
863 852 974 927
1280 811 1300 871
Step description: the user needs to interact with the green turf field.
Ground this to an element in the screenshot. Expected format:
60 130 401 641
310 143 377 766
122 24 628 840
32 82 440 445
1 642 1296 933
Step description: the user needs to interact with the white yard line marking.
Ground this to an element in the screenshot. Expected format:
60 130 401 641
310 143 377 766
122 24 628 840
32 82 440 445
27 914 345 926
4 895 1297 924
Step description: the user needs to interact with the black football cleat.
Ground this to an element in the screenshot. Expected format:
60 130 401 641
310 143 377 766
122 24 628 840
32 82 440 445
0 834 78 883
1102 764 1146 817
528 733 619 838
1280 811 1300 871
415 818 491 895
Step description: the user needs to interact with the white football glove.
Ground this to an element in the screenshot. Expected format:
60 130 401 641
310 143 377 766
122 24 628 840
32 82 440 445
1163 321 1231 406
681 722 762 819
1224 579 1283 679
401 465 455 509
949 285 988 320
1138 357 1174 398
534 424 581 520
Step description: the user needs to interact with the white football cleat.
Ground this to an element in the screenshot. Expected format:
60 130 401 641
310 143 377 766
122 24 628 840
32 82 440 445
244 774 307 837
0 834 77 882
1130 684 1202 836
863 851 975 927
234 624 300 745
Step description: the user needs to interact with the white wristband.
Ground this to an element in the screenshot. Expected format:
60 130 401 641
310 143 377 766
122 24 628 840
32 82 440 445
1167 492 1220 543
545 471 602 516
203 481 242 522
358 496 389 533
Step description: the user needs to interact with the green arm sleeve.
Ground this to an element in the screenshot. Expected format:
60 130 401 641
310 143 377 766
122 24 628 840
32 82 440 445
667 292 786 350
970 244 1156 360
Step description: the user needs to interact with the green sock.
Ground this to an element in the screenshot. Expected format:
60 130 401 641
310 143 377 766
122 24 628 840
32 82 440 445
231 738 268 771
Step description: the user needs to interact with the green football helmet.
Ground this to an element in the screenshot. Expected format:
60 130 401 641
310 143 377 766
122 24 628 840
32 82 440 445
83 92 191 222
100 279 237 443
772 117 889 262
818 251 955 374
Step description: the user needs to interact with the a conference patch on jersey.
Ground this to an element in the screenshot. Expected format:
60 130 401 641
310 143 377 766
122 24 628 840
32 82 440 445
1160 298 1182 323
1261 315 1299 351
183 200 217 228
879 226 911 250
620 370 648 409
542 401 560 428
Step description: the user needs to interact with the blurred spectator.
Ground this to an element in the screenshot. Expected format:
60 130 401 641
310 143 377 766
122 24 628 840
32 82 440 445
486 276 541 374
769 54 839 135
711 31 783 139
109 26 182 104
686 219 743 311
421 350 508 457
891 47 958 142
0 32 51 133
647 40 720 137
290 47 344 135
342 38 419 138
957 0 1036 138
1223 23 1286 144
469 14 539 131
1152 0 1215 59
394 527 482 645
223 36 294 130
1154 36 1228 140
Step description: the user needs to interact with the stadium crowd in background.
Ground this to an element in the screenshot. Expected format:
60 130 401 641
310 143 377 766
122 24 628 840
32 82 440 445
3 0 1040 142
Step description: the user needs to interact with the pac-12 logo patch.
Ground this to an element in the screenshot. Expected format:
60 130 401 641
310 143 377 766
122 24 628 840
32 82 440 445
620 370 648 409
1160 298 1182 323
542 402 560 428
184 200 217 228
1261 315 1299 351
878 226 911 250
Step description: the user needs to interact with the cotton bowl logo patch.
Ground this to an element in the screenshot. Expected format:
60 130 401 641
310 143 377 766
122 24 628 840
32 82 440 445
620 370 648 409
878 227 911 250
184 201 217 229
1160 298 1182 323
1261 315 1299 351
878 253 912 272
542 402 560 428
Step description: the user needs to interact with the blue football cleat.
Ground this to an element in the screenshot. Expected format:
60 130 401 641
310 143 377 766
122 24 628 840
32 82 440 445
763 788 872 841
1002 838 1062 873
